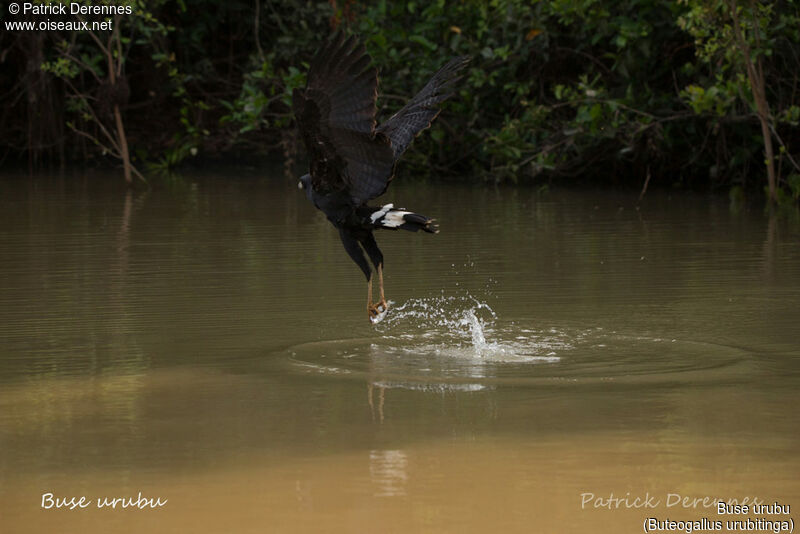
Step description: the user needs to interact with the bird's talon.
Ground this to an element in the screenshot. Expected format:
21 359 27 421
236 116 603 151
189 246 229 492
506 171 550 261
368 300 389 322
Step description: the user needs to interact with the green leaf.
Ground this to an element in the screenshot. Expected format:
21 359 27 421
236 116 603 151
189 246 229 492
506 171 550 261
408 35 438 51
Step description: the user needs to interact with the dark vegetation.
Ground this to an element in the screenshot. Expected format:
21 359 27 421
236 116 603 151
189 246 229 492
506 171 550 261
1 0 799 203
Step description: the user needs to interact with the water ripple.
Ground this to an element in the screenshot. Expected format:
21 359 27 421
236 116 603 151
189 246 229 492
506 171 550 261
279 294 751 391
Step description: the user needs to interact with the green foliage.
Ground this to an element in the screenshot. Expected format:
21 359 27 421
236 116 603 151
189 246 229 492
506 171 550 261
41 56 80 79
788 174 800 202
780 105 800 127
220 60 306 135
681 82 738 116
347 0 691 181
677 0 800 200
11 0 800 198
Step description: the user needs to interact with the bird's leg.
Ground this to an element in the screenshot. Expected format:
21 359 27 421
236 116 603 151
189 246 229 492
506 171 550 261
360 232 386 320
367 273 376 320
367 269 388 321
377 263 388 313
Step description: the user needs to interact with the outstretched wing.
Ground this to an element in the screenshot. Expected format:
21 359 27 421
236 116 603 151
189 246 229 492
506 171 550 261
377 56 471 159
293 33 394 205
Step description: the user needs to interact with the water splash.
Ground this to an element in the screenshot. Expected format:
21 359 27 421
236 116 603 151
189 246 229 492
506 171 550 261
284 286 750 387
375 293 562 363
465 310 486 349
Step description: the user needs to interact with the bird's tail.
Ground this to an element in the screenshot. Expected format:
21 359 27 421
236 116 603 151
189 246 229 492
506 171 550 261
369 203 438 233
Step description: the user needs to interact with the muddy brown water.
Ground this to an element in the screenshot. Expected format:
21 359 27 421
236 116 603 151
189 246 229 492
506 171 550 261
1 173 798 533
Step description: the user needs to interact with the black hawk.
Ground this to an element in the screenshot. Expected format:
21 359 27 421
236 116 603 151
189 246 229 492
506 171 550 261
293 33 470 321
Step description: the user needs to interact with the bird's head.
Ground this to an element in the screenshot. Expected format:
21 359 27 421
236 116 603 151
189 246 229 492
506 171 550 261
298 173 312 191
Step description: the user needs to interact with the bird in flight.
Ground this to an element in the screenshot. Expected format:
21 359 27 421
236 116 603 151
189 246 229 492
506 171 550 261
293 33 469 321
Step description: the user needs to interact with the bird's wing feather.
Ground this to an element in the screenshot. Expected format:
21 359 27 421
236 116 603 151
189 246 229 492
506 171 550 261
377 56 471 159
293 33 394 204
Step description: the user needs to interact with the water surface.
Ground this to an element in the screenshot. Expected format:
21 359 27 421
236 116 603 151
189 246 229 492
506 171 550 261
1 172 799 532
